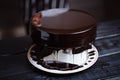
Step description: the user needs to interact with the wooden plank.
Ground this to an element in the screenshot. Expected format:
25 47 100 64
0 36 33 56
96 20 120 38
95 35 120 56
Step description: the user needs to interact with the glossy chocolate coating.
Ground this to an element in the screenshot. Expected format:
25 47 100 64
31 9 96 48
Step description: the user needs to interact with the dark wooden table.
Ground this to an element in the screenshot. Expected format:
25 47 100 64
0 20 120 80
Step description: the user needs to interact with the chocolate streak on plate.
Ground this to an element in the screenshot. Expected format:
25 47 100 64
37 60 83 71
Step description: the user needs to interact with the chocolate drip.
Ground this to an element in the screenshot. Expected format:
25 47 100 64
73 44 92 54
31 45 53 60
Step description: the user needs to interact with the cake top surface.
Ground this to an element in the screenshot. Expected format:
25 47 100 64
32 8 96 34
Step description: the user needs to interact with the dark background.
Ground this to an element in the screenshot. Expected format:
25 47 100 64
0 0 120 39
70 0 120 21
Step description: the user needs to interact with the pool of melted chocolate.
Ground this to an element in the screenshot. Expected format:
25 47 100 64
37 60 83 71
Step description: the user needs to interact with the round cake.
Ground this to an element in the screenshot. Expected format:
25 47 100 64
29 9 98 73
30 9 97 48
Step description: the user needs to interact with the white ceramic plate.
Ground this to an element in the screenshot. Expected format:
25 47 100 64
27 44 98 74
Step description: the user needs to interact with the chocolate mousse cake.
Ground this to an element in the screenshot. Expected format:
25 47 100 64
29 9 98 72
31 9 97 49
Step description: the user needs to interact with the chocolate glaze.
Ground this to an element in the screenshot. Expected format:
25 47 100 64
31 45 92 61
40 9 96 34
31 26 96 48
30 45 92 70
31 45 53 60
31 9 96 51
